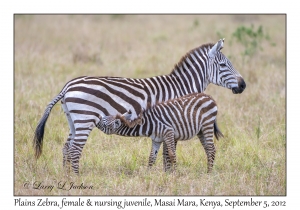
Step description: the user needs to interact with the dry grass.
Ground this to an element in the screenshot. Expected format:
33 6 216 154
14 14 285 196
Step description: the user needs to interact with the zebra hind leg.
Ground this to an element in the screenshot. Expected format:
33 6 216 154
68 129 93 175
61 99 75 174
62 136 72 174
197 127 216 173
69 117 96 175
62 98 98 175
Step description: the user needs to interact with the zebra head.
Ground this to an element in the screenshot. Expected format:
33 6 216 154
97 115 122 135
97 111 132 134
208 38 246 94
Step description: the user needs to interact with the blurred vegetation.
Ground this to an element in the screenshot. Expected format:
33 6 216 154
232 25 275 60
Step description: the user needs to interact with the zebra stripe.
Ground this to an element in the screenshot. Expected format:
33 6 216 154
33 39 245 174
97 93 223 173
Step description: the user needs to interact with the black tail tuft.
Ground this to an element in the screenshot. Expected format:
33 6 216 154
33 108 51 159
214 120 224 140
33 87 67 159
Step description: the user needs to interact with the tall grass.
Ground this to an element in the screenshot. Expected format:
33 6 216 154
14 15 285 195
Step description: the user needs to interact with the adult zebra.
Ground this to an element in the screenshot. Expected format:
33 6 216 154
33 39 246 174
97 93 223 173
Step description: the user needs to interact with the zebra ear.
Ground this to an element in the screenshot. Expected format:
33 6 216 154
208 38 225 59
122 111 132 121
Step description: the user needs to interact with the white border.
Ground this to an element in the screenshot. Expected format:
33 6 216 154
3 0 297 208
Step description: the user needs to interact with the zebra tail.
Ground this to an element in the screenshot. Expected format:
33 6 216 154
213 120 224 140
33 89 66 159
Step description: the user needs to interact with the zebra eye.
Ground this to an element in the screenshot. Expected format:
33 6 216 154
114 119 121 128
220 63 227 68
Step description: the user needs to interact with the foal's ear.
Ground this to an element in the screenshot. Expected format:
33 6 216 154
122 111 132 121
208 38 225 59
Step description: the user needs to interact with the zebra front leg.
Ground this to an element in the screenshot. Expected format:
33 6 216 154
197 129 216 173
162 140 178 172
148 141 162 168
162 130 176 172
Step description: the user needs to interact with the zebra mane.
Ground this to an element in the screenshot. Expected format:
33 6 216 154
171 43 214 74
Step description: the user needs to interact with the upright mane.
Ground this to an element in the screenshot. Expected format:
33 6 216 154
170 43 214 74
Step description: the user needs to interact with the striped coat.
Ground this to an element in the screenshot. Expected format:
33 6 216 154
34 39 244 174
97 93 223 172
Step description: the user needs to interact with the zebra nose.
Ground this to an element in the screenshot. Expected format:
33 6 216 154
232 77 246 94
239 78 246 91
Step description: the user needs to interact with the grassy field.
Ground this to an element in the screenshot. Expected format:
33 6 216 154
14 15 286 196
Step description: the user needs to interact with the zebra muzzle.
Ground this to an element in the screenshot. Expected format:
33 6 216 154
232 77 246 94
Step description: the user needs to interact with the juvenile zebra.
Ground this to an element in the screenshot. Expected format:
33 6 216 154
97 93 224 173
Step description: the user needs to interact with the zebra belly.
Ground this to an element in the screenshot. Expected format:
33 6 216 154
172 121 199 141
150 134 164 143
175 133 198 141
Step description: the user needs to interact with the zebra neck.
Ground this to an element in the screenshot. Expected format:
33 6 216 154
116 121 147 137
168 59 209 95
